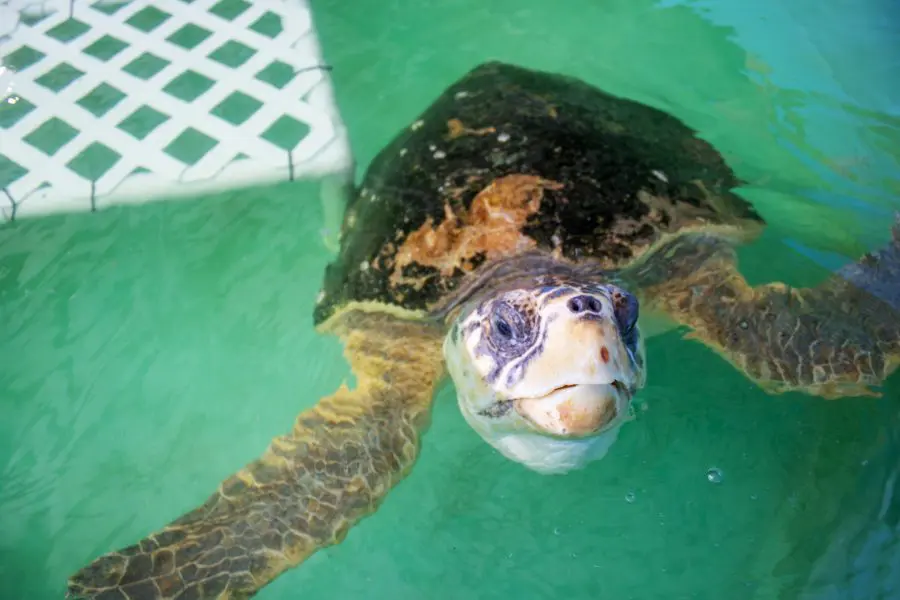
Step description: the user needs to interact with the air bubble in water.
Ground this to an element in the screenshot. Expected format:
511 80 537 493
625 490 636 503
706 467 723 484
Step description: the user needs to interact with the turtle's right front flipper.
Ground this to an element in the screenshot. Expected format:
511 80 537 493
67 304 445 600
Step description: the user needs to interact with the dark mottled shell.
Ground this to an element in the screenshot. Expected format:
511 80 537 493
314 62 763 325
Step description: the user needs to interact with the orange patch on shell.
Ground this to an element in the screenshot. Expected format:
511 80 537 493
390 175 564 289
445 118 497 140
600 346 610 363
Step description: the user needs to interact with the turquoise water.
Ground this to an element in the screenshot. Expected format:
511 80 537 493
2 0 900 598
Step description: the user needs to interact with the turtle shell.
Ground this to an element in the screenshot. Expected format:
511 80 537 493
314 61 763 325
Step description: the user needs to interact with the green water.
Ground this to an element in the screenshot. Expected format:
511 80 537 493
2 0 900 598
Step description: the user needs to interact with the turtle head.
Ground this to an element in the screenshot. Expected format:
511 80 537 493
443 281 646 474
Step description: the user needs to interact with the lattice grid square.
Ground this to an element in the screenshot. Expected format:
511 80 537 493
0 0 351 221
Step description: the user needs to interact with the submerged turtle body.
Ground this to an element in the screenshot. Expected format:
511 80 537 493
68 63 900 600
315 61 764 324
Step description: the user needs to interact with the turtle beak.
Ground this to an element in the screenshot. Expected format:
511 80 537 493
514 381 629 438
504 311 638 393
503 292 642 438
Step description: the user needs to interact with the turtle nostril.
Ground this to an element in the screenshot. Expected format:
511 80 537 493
567 295 602 314
567 296 584 313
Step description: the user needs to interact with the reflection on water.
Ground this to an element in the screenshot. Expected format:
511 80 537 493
1 0 899 599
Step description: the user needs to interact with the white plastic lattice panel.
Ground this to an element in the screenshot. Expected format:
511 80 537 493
0 0 353 221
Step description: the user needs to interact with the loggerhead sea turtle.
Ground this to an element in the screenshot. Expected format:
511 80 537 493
68 62 900 599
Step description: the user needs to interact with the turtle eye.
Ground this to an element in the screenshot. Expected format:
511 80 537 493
493 316 513 339
489 301 529 348
611 287 639 333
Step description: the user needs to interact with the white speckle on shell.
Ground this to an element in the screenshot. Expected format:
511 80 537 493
428 144 437 151
455 91 470 99
399 148 408 157
316 290 325 303
411 120 424 131
551 233 562 247
360 260 370 272
433 150 446 159
497 132 510 143
346 213 357 228
652 169 669 183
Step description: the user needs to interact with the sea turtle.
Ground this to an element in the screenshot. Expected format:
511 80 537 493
67 62 900 599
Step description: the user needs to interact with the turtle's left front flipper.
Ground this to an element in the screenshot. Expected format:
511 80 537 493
622 217 900 399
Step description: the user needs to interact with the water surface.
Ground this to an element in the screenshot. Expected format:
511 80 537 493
1 0 899 598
